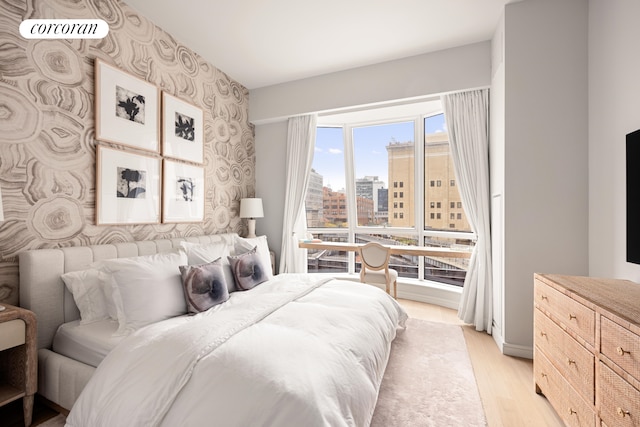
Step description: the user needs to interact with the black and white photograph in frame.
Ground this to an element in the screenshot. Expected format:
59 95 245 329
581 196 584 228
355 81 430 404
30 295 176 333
162 92 204 164
162 159 204 223
96 145 161 225
95 59 160 153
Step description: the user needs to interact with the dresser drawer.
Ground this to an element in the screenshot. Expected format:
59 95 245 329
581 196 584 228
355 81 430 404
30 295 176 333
535 348 595 427
601 316 640 382
535 309 595 403
598 361 640 427
535 279 595 346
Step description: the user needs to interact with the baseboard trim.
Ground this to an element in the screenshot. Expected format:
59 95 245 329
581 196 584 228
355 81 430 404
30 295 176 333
501 342 533 359
490 323 533 359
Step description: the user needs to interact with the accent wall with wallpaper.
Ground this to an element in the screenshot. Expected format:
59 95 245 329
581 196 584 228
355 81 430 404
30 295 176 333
0 0 255 305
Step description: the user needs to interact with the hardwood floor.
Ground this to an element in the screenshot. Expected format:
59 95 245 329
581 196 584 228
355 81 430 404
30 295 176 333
2 299 564 427
399 299 565 427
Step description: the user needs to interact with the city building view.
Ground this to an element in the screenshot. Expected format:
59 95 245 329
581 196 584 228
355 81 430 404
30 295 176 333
304 115 474 287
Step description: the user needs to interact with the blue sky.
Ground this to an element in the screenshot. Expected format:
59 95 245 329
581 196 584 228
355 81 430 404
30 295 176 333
313 114 446 191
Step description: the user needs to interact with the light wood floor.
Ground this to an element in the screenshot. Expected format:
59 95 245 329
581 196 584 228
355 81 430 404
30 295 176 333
398 299 565 427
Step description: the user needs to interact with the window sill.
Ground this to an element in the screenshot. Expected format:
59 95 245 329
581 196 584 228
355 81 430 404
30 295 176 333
306 272 462 309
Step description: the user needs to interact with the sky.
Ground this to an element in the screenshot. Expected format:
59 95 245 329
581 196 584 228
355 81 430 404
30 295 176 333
313 114 446 192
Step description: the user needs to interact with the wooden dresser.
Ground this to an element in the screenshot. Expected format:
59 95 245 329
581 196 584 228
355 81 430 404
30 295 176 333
534 274 640 427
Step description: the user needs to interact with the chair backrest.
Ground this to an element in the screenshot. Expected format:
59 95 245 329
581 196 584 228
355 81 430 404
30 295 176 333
359 242 390 272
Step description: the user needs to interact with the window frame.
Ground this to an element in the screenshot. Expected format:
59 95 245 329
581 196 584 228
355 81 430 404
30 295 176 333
307 109 476 283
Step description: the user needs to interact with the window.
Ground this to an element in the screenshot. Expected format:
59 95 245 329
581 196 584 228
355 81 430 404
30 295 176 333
305 106 474 287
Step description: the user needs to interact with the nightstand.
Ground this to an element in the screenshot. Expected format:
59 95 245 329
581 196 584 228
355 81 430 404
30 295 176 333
0 304 37 427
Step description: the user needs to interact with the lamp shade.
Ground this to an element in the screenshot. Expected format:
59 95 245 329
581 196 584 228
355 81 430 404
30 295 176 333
240 198 264 219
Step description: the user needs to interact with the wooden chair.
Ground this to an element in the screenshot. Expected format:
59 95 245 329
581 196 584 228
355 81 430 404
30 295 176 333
358 242 398 298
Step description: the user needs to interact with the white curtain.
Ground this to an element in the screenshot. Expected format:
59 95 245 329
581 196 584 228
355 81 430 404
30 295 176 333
441 89 493 333
279 114 317 274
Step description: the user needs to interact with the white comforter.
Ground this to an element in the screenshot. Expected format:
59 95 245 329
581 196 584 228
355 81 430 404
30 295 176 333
65 274 407 427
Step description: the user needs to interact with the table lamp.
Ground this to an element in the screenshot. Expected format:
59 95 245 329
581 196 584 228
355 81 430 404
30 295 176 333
240 198 263 238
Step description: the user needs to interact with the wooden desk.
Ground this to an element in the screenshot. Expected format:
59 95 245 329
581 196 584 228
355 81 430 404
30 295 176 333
298 241 472 259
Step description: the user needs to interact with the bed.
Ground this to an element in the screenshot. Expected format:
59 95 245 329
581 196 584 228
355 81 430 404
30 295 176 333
18 233 407 426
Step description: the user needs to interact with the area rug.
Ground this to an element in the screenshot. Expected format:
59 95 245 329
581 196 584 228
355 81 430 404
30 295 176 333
37 318 486 427
371 318 487 426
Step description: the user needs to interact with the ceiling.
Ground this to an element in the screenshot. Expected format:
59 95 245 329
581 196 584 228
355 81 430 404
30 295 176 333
124 0 513 90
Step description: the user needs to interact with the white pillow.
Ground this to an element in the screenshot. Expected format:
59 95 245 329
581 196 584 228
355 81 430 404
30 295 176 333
233 235 273 279
180 241 237 292
61 268 110 325
99 249 188 335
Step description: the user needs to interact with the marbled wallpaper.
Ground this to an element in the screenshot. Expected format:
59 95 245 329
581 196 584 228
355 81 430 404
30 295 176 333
0 0 255 305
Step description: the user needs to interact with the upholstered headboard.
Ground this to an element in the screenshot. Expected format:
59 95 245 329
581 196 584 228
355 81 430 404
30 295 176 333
18 234 238 350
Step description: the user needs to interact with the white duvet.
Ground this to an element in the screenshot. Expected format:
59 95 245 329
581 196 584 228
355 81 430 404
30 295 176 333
65 274 407 427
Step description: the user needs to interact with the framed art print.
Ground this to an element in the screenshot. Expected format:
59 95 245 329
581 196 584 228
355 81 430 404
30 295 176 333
161 92 204 164
162 159 204 223
96 145 161 225
95 59 160 152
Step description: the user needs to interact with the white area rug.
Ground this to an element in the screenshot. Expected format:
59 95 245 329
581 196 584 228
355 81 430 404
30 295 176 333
371 318 487 426
37 318 486 427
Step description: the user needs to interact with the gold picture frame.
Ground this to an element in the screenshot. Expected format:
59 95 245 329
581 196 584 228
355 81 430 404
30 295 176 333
161 92 204 164
96 145 161 225
162 159 205 223
95 59 160 153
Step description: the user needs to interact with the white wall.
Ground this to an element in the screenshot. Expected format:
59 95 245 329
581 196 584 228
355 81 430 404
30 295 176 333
250 42 491 124
490 0 589 357
589 0 640 282
251 42 492 269
254 120 288 269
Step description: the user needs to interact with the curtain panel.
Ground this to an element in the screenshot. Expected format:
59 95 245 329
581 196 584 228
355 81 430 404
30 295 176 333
442 89 493 333
279 114 317 273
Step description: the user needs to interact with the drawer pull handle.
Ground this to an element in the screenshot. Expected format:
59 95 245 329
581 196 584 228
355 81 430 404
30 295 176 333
567 358 576 365
617 407 630 418
617 346 631 356
568 314 577 320
568 408 577 416
541 295 548 301
540 372 547 378
539 331 547 337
